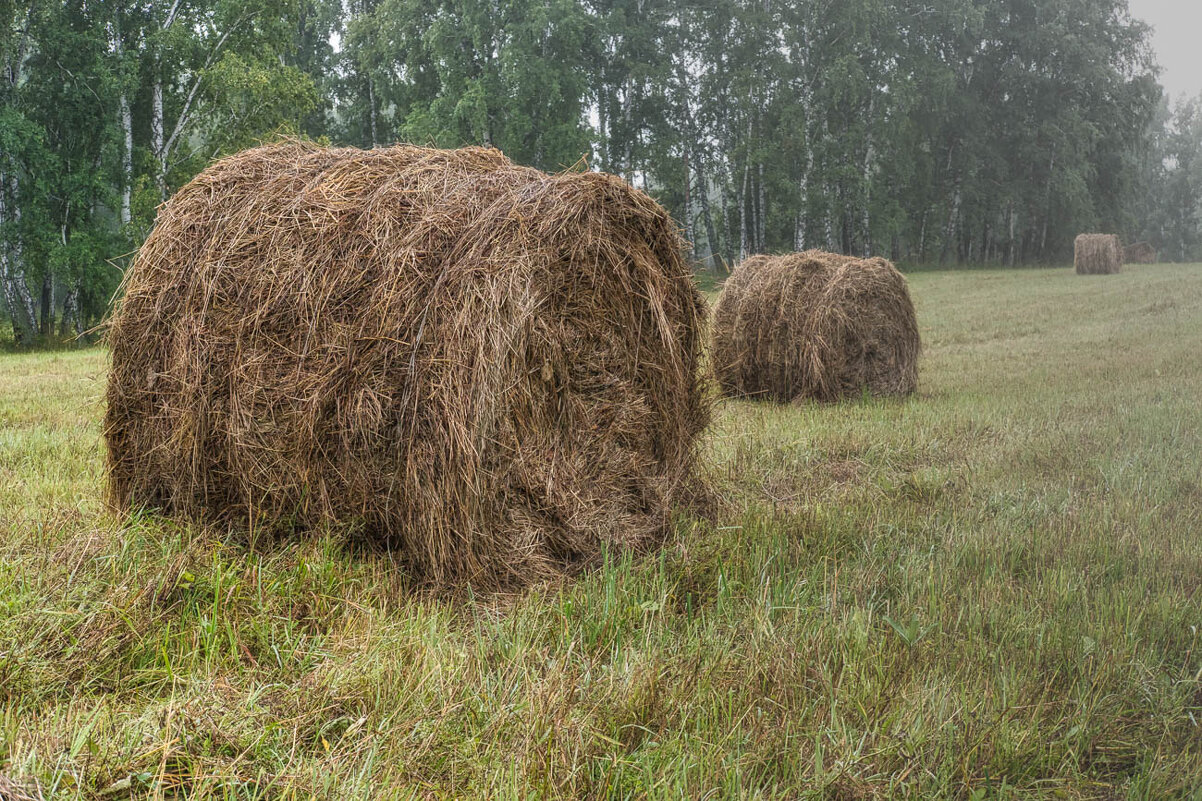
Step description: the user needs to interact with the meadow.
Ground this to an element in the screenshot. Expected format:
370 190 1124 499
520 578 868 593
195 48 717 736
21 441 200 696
1 264 1200 799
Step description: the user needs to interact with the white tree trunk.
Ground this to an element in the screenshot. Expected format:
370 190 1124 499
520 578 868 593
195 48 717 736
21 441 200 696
620 81 634 180
111 10 134 223
756 162 765 252
60 287 80 338
152 79 167 200
943 185 961 264
692 154 718 270
823 186 835 250
941 142 961 264
794 169 808 251
367 73 379 147
120 93 133 224
58 217 82 338
739 155 750 260
739 114 752 261
795 146 812 251
860 98 875 257
2 7 40 342
1007 203 1017 267
152 8 241 201
0 172 38 342
1039 147 1056 257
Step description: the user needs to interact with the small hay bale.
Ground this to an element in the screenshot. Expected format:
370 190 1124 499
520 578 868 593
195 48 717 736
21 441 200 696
105 141 709 588
1074 234 1122 274
1123 241 1157 264
710 250 920 403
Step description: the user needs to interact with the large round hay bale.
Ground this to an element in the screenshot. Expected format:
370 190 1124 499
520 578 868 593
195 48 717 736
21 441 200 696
710 250 920 403
105 141 709 588
1074 234 1122 274
1122 241 1157 264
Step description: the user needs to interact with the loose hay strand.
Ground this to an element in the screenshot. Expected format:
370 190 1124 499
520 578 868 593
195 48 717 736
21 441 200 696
710 250 920 403
104 140 710 590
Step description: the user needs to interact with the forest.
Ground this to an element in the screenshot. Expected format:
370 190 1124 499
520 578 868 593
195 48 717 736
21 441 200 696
1 0 1200 344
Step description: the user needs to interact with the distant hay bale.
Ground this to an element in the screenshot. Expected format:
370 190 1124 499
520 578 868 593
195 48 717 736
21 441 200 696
104 141 709 588
1074 234 1122 274
1123 241 1157 264
710 250 920 403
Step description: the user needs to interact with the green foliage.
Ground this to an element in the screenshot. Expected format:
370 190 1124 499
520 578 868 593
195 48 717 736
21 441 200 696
342 0 593 169
0 0 321 343
194 51 318 155
2 0 1201 343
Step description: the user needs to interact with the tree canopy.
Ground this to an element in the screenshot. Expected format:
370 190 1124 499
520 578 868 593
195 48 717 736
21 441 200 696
2 0 1199 344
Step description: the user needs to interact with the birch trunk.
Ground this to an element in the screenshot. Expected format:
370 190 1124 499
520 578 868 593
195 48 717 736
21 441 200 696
597 94 608 171
860 97 875 258
1007 203 1017 267
794 151 811 251
367 73 379 147
152 6 241 200
58 212 82 338
60 287 79 338
1039 147 1056 257
918 207 928 262
676 88 718 270
1 7 39 343
823 188 835 251
0 171 38 344
620 81 634 180
39 271 53 338
111 11 133 224
720 158 733 268
682 149 694 253
940 142 961 264
739 148 751 261
117 91 133 223
695 159 719 271
756 162 765 253
152 79 167 200
941 185 961 264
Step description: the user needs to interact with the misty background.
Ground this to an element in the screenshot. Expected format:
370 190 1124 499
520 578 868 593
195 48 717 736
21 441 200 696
2 0 1201 345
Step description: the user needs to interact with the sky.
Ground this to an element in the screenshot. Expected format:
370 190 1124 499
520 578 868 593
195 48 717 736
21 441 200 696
1127 0 1202 101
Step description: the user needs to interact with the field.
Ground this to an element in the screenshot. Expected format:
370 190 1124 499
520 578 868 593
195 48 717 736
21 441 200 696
1 264 1201 799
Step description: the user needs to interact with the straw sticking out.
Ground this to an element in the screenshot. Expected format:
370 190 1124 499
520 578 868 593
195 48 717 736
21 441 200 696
710 250 920 403
104 141 709 589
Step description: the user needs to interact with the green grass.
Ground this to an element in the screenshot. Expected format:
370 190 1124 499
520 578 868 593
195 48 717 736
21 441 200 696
2 264 1201 799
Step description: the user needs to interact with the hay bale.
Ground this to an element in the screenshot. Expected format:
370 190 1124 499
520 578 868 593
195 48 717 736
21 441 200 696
1123 241 1157 264
710 250 920 403
1074 234 1122 274
105 141 709 588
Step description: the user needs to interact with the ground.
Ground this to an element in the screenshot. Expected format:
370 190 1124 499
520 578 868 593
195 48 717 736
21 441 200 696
1 264 1200 799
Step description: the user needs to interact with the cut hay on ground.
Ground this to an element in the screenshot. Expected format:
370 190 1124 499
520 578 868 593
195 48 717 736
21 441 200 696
1074 234 1122 274
1123 241 1157 264
710 250 920 403
105 141 709 589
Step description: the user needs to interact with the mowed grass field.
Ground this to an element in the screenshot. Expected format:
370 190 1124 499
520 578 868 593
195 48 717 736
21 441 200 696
1 264 1201 799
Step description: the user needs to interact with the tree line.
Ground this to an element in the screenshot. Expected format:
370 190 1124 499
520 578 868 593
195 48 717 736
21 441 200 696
2 0 1200 344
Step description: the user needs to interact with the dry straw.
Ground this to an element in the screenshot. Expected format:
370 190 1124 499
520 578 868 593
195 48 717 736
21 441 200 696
1074 234 1123 274
1122 241 1157 264
105 141 709 588
710 250 920 403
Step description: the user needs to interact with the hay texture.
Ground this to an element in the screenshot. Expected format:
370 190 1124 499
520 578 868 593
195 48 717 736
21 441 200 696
710 250 920 403
1074 234 1122 274
1123 241 1157 264
105 141 709 588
